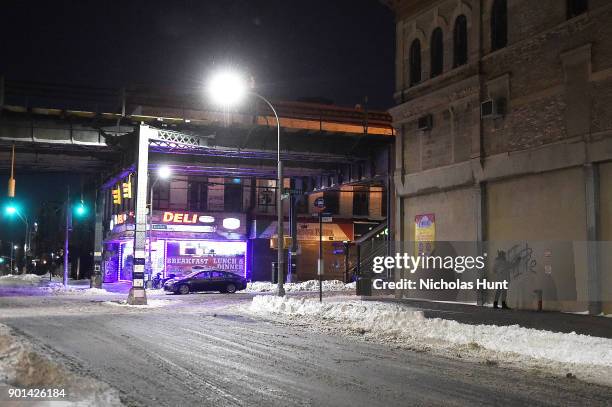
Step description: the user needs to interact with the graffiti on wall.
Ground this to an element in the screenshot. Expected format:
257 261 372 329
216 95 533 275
506 243 537 279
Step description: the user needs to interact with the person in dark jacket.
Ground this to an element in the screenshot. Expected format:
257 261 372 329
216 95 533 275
492 250 520 309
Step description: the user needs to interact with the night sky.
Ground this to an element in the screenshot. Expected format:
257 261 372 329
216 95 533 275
0 0 395 254
0 0 395 109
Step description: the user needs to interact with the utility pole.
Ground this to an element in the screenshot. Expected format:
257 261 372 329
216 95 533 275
10 242 14 273
318 210 323 302
64 186 71 288
8 144 15 198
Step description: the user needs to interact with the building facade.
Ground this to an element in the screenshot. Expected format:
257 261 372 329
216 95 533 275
387 0 612 313
101 174 387 284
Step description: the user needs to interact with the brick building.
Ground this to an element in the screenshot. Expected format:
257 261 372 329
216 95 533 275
385 0 612 313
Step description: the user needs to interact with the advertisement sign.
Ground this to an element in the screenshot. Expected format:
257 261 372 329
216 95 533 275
166 255 244 273
415 213 435 256
164 240 246 278
151 210 246 239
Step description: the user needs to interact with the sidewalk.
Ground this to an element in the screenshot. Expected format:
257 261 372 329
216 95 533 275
367 296 612 339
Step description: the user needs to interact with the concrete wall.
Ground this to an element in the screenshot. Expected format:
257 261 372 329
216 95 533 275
600 162 612 314
486 168 587 241
403 187 478 242
487 168 588 311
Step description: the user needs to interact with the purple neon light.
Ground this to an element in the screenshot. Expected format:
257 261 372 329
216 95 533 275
163 238 247 279
106 237 248 283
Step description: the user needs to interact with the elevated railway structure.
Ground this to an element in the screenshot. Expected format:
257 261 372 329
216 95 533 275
0 79 393 182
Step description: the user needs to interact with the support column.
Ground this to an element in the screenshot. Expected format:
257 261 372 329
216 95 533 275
474 182 487 305
585 163 601 315
394 195 403 299
91 189 105 288
128 124 153 305
287 190 298 283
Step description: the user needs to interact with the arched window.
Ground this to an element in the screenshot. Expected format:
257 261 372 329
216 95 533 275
491 0 507 51
453 15 468 67
409 39 421 86
430 28 444 78
567 0 588 19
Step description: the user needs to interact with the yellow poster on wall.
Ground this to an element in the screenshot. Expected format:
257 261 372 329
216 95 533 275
415 213 435 256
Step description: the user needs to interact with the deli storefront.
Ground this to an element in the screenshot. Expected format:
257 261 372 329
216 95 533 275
102 210 247 283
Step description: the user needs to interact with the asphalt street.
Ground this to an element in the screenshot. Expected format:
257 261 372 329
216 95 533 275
1 292 611 407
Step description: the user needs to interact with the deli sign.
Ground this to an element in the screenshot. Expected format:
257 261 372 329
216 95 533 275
153 210 247 236
161 211 215 224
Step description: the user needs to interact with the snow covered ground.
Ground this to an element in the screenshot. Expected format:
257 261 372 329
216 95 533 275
0 273 117 296
41 282 116 296
246 279 356 293
246 295 612 386
103 299 173 308
0 323 123 406
0 273 45 282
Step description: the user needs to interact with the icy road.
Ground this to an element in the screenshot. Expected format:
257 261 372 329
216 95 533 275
1 292 611 407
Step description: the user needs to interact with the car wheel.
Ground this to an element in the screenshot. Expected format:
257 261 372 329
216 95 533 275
178 284 190 295
226 283 237 294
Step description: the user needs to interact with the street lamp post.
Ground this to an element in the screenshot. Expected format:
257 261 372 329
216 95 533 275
11 243 16 273
62 188 88 288
208 70 285 296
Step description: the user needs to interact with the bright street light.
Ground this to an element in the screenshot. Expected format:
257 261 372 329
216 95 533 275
207 68 286 296
5 205 17 215
158 165 172 179
14 245 19 250
208 70 248 106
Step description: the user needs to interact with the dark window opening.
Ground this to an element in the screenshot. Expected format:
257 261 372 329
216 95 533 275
409 39 422 86
323 190 340 215
224 182 243 212
453 15 468 67
567 0 588 19
430 28 444 77
153 182 170 210
187 180 208 211
491 0 508 51
381 187 388 217
353 187 369 216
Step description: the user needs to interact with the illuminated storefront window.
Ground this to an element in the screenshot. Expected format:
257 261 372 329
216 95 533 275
165 240 246 279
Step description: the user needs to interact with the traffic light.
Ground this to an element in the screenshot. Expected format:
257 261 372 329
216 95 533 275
74 201 88 217
4 202 20 216
122 178 132 199
0 257 4 264
112 186 122 205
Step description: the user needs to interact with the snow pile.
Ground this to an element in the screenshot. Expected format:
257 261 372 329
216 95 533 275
250 296 424 333
248 296 612 368
0 273 44 282
0 323 123 406
103 299 172 308
41 282 116 296
246 279 356 293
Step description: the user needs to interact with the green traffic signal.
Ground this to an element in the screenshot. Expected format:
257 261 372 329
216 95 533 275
0 257 4 264
4 204 18 216
74 202 88 217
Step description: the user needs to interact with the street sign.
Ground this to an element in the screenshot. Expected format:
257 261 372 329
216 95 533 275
314 197 325 209
321 216 332 223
